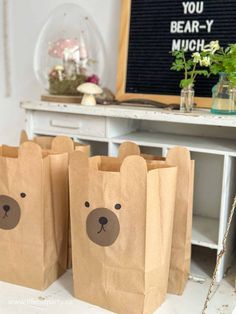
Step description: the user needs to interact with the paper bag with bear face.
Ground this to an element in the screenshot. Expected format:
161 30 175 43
20 131 90 269
118 141 195 295
0 141 69 290
69 151 177 314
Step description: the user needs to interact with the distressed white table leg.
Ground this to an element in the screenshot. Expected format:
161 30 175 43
216 155 234 282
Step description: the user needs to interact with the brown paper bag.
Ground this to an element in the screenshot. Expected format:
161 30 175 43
166 147 194 295
69 150 177 314
0 142 69 290
20 131 90 269
118 141 195 295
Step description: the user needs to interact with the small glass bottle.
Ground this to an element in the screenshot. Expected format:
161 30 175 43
180 85 195 113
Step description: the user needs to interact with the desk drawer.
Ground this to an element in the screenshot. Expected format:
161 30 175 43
33 111 106 137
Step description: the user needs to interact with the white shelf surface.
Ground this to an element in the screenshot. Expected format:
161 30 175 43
111 131 236 156
192 215 219 250
21 101 236 128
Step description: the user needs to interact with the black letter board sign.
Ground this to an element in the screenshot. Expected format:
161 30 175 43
116 0 236 108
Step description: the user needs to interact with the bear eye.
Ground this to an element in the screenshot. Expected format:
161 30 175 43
85 201 90 208
20 193 26 198
115 203 121 210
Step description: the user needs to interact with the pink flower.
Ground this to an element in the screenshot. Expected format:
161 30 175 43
86 74 99 85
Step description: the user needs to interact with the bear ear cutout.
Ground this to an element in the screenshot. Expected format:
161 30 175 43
118 141 140 162
18 141 43 162
19 130 29 144
166 146 191 166
121 155 147 177
121 156 147 198
51 136 74 153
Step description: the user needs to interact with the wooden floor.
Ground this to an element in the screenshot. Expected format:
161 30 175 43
0 268 235 314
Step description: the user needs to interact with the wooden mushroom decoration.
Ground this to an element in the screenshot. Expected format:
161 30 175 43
77 82 103 106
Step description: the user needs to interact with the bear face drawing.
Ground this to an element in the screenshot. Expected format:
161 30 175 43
0 193 26 230
86 205 121 247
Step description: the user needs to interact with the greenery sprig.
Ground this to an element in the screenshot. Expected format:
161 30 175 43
171 41 236 89
171 41 220 88
210 44 236 86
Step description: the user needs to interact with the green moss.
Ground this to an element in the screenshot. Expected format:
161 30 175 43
49 74 86 95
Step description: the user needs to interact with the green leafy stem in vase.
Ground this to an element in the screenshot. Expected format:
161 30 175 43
171 41 220 88
210 43 236 87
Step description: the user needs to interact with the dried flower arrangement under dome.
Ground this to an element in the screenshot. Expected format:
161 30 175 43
34 3 106 97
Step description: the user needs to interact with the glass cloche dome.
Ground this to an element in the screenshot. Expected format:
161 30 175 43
34 3 106 96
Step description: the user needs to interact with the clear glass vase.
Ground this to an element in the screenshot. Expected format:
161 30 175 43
211 73 236 115
180 85 194 113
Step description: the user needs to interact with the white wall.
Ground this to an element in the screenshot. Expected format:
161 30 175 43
0 0 121 145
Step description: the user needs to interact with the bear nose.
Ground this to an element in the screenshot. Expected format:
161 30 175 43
99 217 108 225
3 205 10 212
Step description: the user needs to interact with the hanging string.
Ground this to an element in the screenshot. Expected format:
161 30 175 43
2 0 11 97
202 195 236 314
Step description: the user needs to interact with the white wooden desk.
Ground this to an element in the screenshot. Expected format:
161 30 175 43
21 100 236 282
